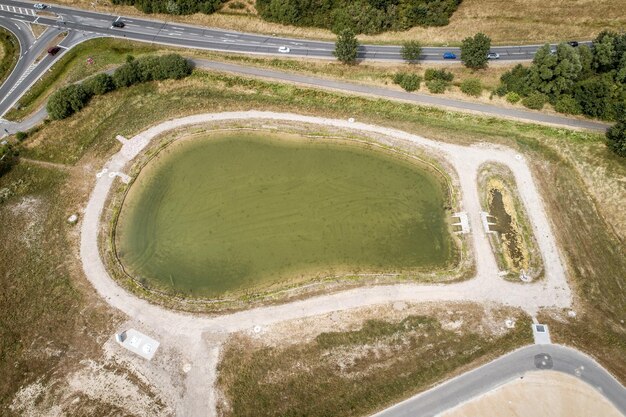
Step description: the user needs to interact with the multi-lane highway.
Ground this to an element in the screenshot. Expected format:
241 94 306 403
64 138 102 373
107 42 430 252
0 0 582 61
373 344 626 417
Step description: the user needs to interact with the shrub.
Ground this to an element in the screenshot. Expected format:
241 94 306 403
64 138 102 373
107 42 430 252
155 54 194 79
606 119 626 157
113 60 141 88
82 73 115 96
574 75 615 120
505 92 521 103
521 92 548 110
460 78 482 97
334 29 359 64
554 95 582 115
424 68 454 82
46 84 91 120
401 41 422 64
15 131 28 141
0 142 18 177
460 32 491 69
426 79 447 94
393 72 421 92
498 64 531 96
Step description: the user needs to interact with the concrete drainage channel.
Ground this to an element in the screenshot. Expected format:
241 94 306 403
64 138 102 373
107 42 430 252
80 111 576 415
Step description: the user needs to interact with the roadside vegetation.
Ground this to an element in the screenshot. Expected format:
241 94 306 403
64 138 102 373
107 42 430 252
217 308 532 417
46 54 193 120
0 28 19 86
496 31 626 123
1 38 624 411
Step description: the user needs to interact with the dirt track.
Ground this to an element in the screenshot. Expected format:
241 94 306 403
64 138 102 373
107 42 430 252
79 111 573 415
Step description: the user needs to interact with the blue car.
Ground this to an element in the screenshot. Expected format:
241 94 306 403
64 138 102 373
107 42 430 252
442 52 457 59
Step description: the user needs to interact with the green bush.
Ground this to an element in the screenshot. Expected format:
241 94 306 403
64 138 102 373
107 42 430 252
401 41 422 64
15 131 28 142
426 79 447 94
521 92 548 110
460 78 482 97
554 95 582 115
82 73 115 96
393 72 421 92
113 61 141 88
46 84 91 120
228 1 246 9
424 68 454 82
606 119 626 157
0 142 18 177
498 64 531 96
505 92 521 103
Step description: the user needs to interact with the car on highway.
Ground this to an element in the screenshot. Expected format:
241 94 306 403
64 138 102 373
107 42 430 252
278 46 290 53
47 46 61 55
487 52 500 59
33 3 47 9
442 52 456 59
568 41 579 47
112 20 125 28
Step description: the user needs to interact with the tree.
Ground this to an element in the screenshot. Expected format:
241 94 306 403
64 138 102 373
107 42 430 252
527 43 582 98
497 64 531 96
574 74 614 119
460 32 491 69
606 118 626 157
0 142 18 177
401 41 422 64
334 29 359 64
113 61 141 88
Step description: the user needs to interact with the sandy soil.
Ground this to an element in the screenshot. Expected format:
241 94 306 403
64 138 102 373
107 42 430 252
440 371 624 417
78 111 573 416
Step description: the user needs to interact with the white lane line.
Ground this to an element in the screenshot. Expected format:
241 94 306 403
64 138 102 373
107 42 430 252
224 33 238 37
4 62 39 98
114 15 121 22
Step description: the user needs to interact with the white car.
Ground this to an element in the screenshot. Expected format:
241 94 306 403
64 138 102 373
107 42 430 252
487 52 500 59
33 3 47 9
278 46 290 53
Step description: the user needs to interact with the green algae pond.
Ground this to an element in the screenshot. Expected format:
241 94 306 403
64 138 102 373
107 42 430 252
115 132 455 297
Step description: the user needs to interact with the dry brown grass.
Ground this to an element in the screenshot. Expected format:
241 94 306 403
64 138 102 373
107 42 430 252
29 23 48 39
47 0 624 44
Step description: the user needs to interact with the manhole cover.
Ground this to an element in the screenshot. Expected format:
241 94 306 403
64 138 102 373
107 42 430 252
534 353 553 369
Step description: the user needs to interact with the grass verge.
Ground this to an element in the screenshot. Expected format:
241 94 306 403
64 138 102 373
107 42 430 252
0 28 19 86
217 307 532 417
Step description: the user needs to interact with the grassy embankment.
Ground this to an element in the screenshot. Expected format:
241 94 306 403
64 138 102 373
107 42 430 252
0 28 19 86
1 39 624 413
477 163 543 282
218 309 533 417
46 0 625 45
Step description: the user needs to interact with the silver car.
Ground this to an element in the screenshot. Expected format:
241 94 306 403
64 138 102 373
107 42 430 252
487 52 500 60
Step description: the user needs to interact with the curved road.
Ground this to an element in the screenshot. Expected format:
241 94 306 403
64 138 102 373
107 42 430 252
0 0 588 62
373 344 626 417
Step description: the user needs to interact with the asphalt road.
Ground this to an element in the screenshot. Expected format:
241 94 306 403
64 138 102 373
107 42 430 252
0 0 588 62
372 344 626 417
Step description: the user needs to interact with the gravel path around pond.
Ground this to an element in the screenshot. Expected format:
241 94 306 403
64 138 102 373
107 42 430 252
80 111 572 416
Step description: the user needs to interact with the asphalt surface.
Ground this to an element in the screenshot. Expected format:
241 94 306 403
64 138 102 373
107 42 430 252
0 0 588 62
372 344 626 417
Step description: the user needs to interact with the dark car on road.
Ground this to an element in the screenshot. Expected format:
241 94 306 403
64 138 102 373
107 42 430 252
442 52 456 59
568 41 579 47
112 20 125 28
47 46 61 55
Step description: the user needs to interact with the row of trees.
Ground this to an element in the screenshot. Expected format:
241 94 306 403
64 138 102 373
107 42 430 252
111 0 225 15
496 31 626 121
47 54 193 120
257 0 461 35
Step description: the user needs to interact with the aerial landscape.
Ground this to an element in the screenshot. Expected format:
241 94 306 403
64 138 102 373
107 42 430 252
0 0 624 416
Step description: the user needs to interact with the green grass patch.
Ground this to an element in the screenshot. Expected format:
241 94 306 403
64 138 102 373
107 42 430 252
0 28 19 86
217 312 533 417
116 132 455 297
